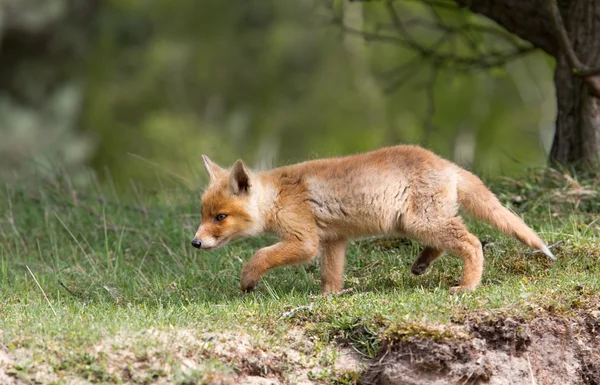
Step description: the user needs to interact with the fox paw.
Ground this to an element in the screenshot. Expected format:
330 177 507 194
240 270 260 293
240 279 258 293
241 283 257 293
410 262 430 275
449 285 476 295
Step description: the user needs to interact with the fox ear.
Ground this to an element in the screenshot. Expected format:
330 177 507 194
202 155 226 181
229 159 251 195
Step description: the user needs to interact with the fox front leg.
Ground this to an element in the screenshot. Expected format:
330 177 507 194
240 240 319 292
320 238 348 295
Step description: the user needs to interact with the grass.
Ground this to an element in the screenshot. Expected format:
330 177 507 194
0 168 599 384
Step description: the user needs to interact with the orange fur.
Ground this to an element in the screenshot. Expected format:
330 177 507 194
192 145 554 294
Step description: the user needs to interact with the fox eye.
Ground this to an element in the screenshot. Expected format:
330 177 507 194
215 214 227 222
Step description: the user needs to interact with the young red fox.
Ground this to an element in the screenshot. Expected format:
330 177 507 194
192 145 554 294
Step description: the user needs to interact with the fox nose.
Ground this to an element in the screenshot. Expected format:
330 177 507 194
191 239 202 249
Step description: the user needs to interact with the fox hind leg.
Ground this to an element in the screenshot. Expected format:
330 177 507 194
408 217 483 293
411 247 444 275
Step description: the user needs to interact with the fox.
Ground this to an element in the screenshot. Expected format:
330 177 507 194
191 145 555 294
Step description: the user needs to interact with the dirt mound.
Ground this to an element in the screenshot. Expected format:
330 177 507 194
362 311 600 385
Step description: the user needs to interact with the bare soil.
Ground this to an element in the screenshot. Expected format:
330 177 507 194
363 308 600 385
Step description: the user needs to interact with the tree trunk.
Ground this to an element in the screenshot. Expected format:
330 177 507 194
455 0 600 167
548 0 600 166
552 59 600 166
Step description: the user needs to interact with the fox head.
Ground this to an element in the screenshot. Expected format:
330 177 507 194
191 155 264 250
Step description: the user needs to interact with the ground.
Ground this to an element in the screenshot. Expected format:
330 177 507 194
0 168 599 384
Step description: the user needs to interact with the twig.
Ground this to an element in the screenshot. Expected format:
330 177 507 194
376 16 525 47
526 240 564 256
548 0 600 97
350 343 373 359
352 0 459 10
334 287 355 296
385 1 403 32
336 22 535 73
335 0 536 77
382 57 423 92
103 286 121 305
526 352 537 385
58 280 80 298
548 0 581 70
531 352 551 385
279 303 314 319
459 370 475 385
376 343 391 364
26 265 58 318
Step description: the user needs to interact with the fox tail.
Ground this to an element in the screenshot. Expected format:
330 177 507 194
457 169 554 260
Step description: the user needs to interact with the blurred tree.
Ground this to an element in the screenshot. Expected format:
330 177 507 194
84 0 392 188
0 0 568 188
0 0 97 180
338 0 600 168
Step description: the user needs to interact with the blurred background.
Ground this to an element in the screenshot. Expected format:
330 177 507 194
0 0 557 191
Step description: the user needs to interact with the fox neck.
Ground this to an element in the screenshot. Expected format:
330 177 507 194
244 173 276 236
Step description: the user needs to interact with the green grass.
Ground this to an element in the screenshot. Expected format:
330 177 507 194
0 169 599 384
